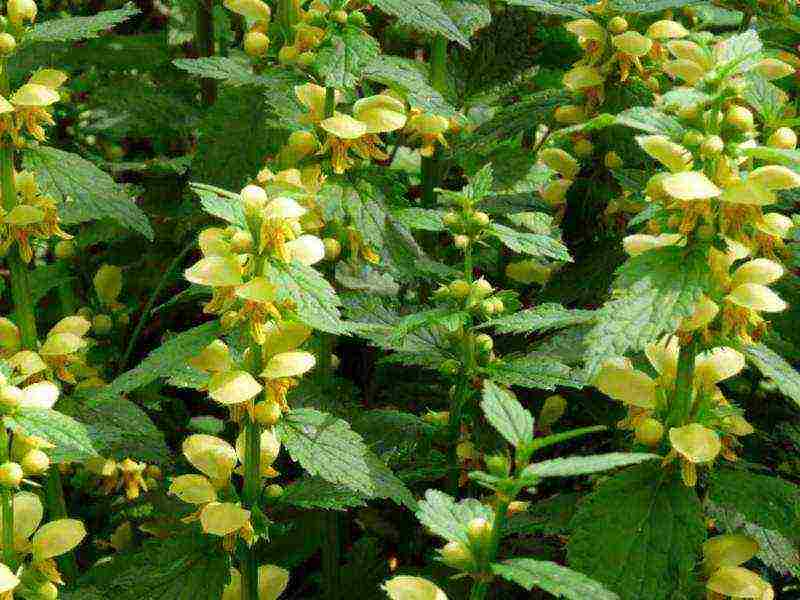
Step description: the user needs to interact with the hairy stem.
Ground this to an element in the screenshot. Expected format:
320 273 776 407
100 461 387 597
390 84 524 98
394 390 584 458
430 35 448 94
421 36 447 208
46 467 78 581
468 495 510 600
279 0 299 39
324 86 336 119
0 427 15 570
196 0 217 106
668 341 696 428
241 411 262 600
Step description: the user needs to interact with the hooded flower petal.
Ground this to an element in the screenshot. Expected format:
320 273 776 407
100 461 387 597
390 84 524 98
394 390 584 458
720 181 776 206
353 95 407 134
747 165 800 191
169 474 218 504
680 295 719 331
539 148 580 179
182 434 238 481
731 259 784 287
264 197 306 220
20 381 59 409
646 20 689 39
637 135 694 173
613 31 652 57
594 359 657 408
200 502 251 536
704 534 759 569
320 114 367 140
694 347 745 387
259 565 290 600
623 233 682 256
707 566 772 599
189 340 234 373
285 235 325 266
11 84 60 107
208 370 263 405
223 0 270 21
644 336 679 379
669 423 721 463
563 65 604 91
31 519 87 562
48 316 91 338
236 429 281 469
726 283 787 312
382 576 448 600
0 564 19 594
261 351 316 379
756 213 793 238
662 171 721 200
235 277 277 304
185 255 243 287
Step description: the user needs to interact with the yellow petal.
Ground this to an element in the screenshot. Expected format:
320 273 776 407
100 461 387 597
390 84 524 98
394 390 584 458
189 340 233 373
680 295 719 331
407 114 449 135
286 234 325 266
756 213 793 238
669 423 721 463
28 69 68 89
382 576 448 600
48 316 91 338
731 258 784 287
563 65 604 90
208 370 263 405
199 228 231 257
747 165 800 191
259 565 290 600
182 434 238 481
565 18 606 42
0 564 19 594
261 322 313 356
20 381 59 409
353 95 407 134
539 148 580 179
261 351 316 379
0 96 13 114
0 317 20 353
32 519 87 561
594 360 657 408
184 255 243 287
236 277 277 304
720 181 776 206
200 502 251 536
707 566 772 599
666 40 711 69
8 350 47 378
662 171 721 200
11 83 60 107
613 31 652 57
4 491 44 543
753 58 795 81
694 347 745 387
236 428 281 469
222 569 242 600
93 264 123 305
320 114 367 140
222 0 271 21
704 534 759 569
726 283 787 312
644 336 679 378
637 135 693 173
4 205 45 226
623 233 681 256
646 20 689 39
169 474 218 504
663 59 706 85
40 332 85 356
264 197 306 220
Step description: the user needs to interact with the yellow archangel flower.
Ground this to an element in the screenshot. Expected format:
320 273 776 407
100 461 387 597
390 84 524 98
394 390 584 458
0 71 67 144
565 19 606 65
405 112 450 158
184 251 244 314
382 576 449 600
612 31 653 82
703 534 773 599
260 349 316 409
222 565 289 600
39 315 92 384
295 84 340 126
0 492 86 583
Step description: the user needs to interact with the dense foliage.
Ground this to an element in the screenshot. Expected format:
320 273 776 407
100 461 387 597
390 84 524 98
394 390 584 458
0 0 799 599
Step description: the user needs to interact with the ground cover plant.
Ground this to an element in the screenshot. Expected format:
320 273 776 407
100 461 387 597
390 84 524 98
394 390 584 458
0 0 799 598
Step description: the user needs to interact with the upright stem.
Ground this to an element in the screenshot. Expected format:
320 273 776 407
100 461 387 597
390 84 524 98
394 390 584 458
0 427 15 570
279 0 299 40
667 341 696 428
46 467 78 581
241 411 261 600
422 35 448 208
468 494 511 600
196 0 217 106
324 87 336 119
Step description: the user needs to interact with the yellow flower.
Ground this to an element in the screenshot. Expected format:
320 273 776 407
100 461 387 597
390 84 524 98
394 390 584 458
382 576 448 600
222 565 290 600
295 83 339 125
318 113 367 174
405 113 449 158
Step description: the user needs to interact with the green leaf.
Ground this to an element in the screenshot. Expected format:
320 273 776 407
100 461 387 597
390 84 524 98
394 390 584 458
372 0 471 48
741 145 800 166
415 489 493 545
504 0 592 18
608 0 703 13
172 56 260 85
744 343 800 410
709 469 800 544
392 308 469 342
521 453 659 480
658 88 711 113
492 559 619 600
363 55 456 116
264 260 347 335
714 30 762 75
480 304 595 335
615 107 686 140
25 3 139 43
279 476 367 510
68 397 171 465
23 146 153 240
191 183 246 228
81 528 230 600
89 321 222 405
335 263 399 296
567 463 706 600
743 74 785 124
584 246 709 377
489 223 571 262
483 355 582 390
480 381 534 449
7 408 98 463
314 27 380 90
441 0 491 38
29 262 73 306
393 208 445 231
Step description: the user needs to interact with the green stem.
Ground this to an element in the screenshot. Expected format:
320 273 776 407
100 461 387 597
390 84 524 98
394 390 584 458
667 341 696 428
430 35 448 94
321 510 340 600
421 153 439 208
196 0 217 106
241 413 261 600
279 0 299 39
46 467 78 581
468 495 511 600
324 86 336 119
119 240 195 373
0 427 15 570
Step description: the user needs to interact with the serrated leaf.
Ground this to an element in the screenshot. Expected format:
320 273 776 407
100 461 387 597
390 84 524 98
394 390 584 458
714 30 763 75
335 263 399 296
315 28 380 90
264 261 347 335
743 74 785 124
81 528 230 600
505 0 592 17
483 355 582 390
372 0 471 48
89 321 221 405
584 246 709 377
480 304 595 335
567 463 706 600
23 146 153 240
191 183 246 228
69 397 171 465
709 469 800 544
392 308 469 342
172 56 259 85
441 0 491 38
7 408 97 463
489 223 571 262
615 107 686 140
416 489 493 545
740 146 800 166
521 453 658 479
608 0 703 13
658 87 712 113
744 343 800 410
492 559 619 600
393 208 445 231
29 262 73 306
25 3 139 43
480 381 534 448
363 56 456 116
279 476 367 510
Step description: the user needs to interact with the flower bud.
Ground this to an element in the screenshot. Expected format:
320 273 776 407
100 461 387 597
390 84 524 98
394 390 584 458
241 184 267 215
322 237 341 261
725 105 754 132
456 440 476 460
21 449 50 475
471 211 490 227
265 483 284 499
38 582 58 600
554 105 586 124
485 454 509 477
145 465 162 479
0 462 23 487
443 211 459 227
230 230 253 253
608 16 628 34
439 541 474 570
767 127 797 150
297 51 316 67
92 314 113 335
472 278 493 299
0 33 16 55
278 45 299 64
635 418 664 447
76 306 93 321
754 58 794 81
439 359 460 376
573 138 593 157
422 411 449 426
604 151 623 169
453 234 470 249
475 333 493 353
466 517 492 552
0 385 22 411
7 0 37 26
254 400 282 426
348 10 367 27
244 31 269 57
54 239 75 259
330 9 347 23
701 135 724 158
539 395 567 430
449 279 471 299
330 353 340 369
287 130 319 157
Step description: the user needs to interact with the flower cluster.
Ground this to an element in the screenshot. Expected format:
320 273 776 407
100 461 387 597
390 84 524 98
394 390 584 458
0 70 66 146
